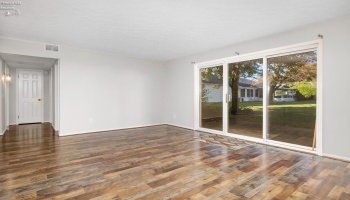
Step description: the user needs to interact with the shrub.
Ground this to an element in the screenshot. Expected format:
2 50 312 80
296 82 316 100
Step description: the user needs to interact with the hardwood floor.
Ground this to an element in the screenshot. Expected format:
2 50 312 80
0 123 349 199
202 118 314 147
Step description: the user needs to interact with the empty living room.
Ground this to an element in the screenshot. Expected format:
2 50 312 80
1 0 350 199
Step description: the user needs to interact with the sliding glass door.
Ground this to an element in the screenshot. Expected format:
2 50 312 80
199 65 223 131
196 41 320 152
227 59 263 138
267 51 317 148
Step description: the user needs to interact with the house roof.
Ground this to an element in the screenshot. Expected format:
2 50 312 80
203 77 262 88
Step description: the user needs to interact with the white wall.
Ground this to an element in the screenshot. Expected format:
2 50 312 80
5 64 9 128
9 67 16 125
50 60 59 131
164 15 350 159
50 65 55 129
43 70 50 122
8 68 50 124
0 58 10 135
0 38 165 135
0 57 5 135
203 84 223 103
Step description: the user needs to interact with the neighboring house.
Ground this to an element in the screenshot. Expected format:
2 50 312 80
237 78 263 102
272 88 297 102
202 78 296 102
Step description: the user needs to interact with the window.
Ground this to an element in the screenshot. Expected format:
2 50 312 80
240 89 245 97
247 89 253 97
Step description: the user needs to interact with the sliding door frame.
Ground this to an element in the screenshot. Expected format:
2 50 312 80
194 39 323 155
194 61 226 135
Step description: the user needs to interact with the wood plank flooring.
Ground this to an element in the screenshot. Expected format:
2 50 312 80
0 123 349 199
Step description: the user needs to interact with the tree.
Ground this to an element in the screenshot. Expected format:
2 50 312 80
200 51 317 115
267 52 317 102
200 60 262 115
295 79 317 99
228 60 262 114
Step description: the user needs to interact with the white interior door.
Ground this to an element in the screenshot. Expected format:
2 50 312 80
18 70 43 124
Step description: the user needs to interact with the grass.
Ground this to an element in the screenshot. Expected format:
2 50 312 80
202 100 316 129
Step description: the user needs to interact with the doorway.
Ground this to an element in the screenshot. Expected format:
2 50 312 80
195 40 322 154
0 53 60 133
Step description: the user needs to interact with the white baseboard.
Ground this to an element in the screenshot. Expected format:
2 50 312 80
0 128 7 136
50 123 55 130
323 153 350 163
165 123 194 130
10 122 50 126
6 123 193 137
60 123 197 137
48 123 60 133
59 123 166 137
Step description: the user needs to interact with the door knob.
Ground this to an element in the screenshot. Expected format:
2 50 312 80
38 99 42 101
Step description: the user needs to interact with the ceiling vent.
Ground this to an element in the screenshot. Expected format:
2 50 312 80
45 44 59 52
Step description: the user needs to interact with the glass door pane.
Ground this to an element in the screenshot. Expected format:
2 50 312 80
200 65 223 131
267 51 317 147
227 59 263 138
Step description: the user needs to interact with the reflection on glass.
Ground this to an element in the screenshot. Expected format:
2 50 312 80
267 51 317 147
200 66 223 131
227 59 263 138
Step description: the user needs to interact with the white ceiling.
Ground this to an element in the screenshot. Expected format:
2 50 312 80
0 0 350 61
0 53 57 70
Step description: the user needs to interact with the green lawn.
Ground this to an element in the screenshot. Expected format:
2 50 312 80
202 100 316 129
